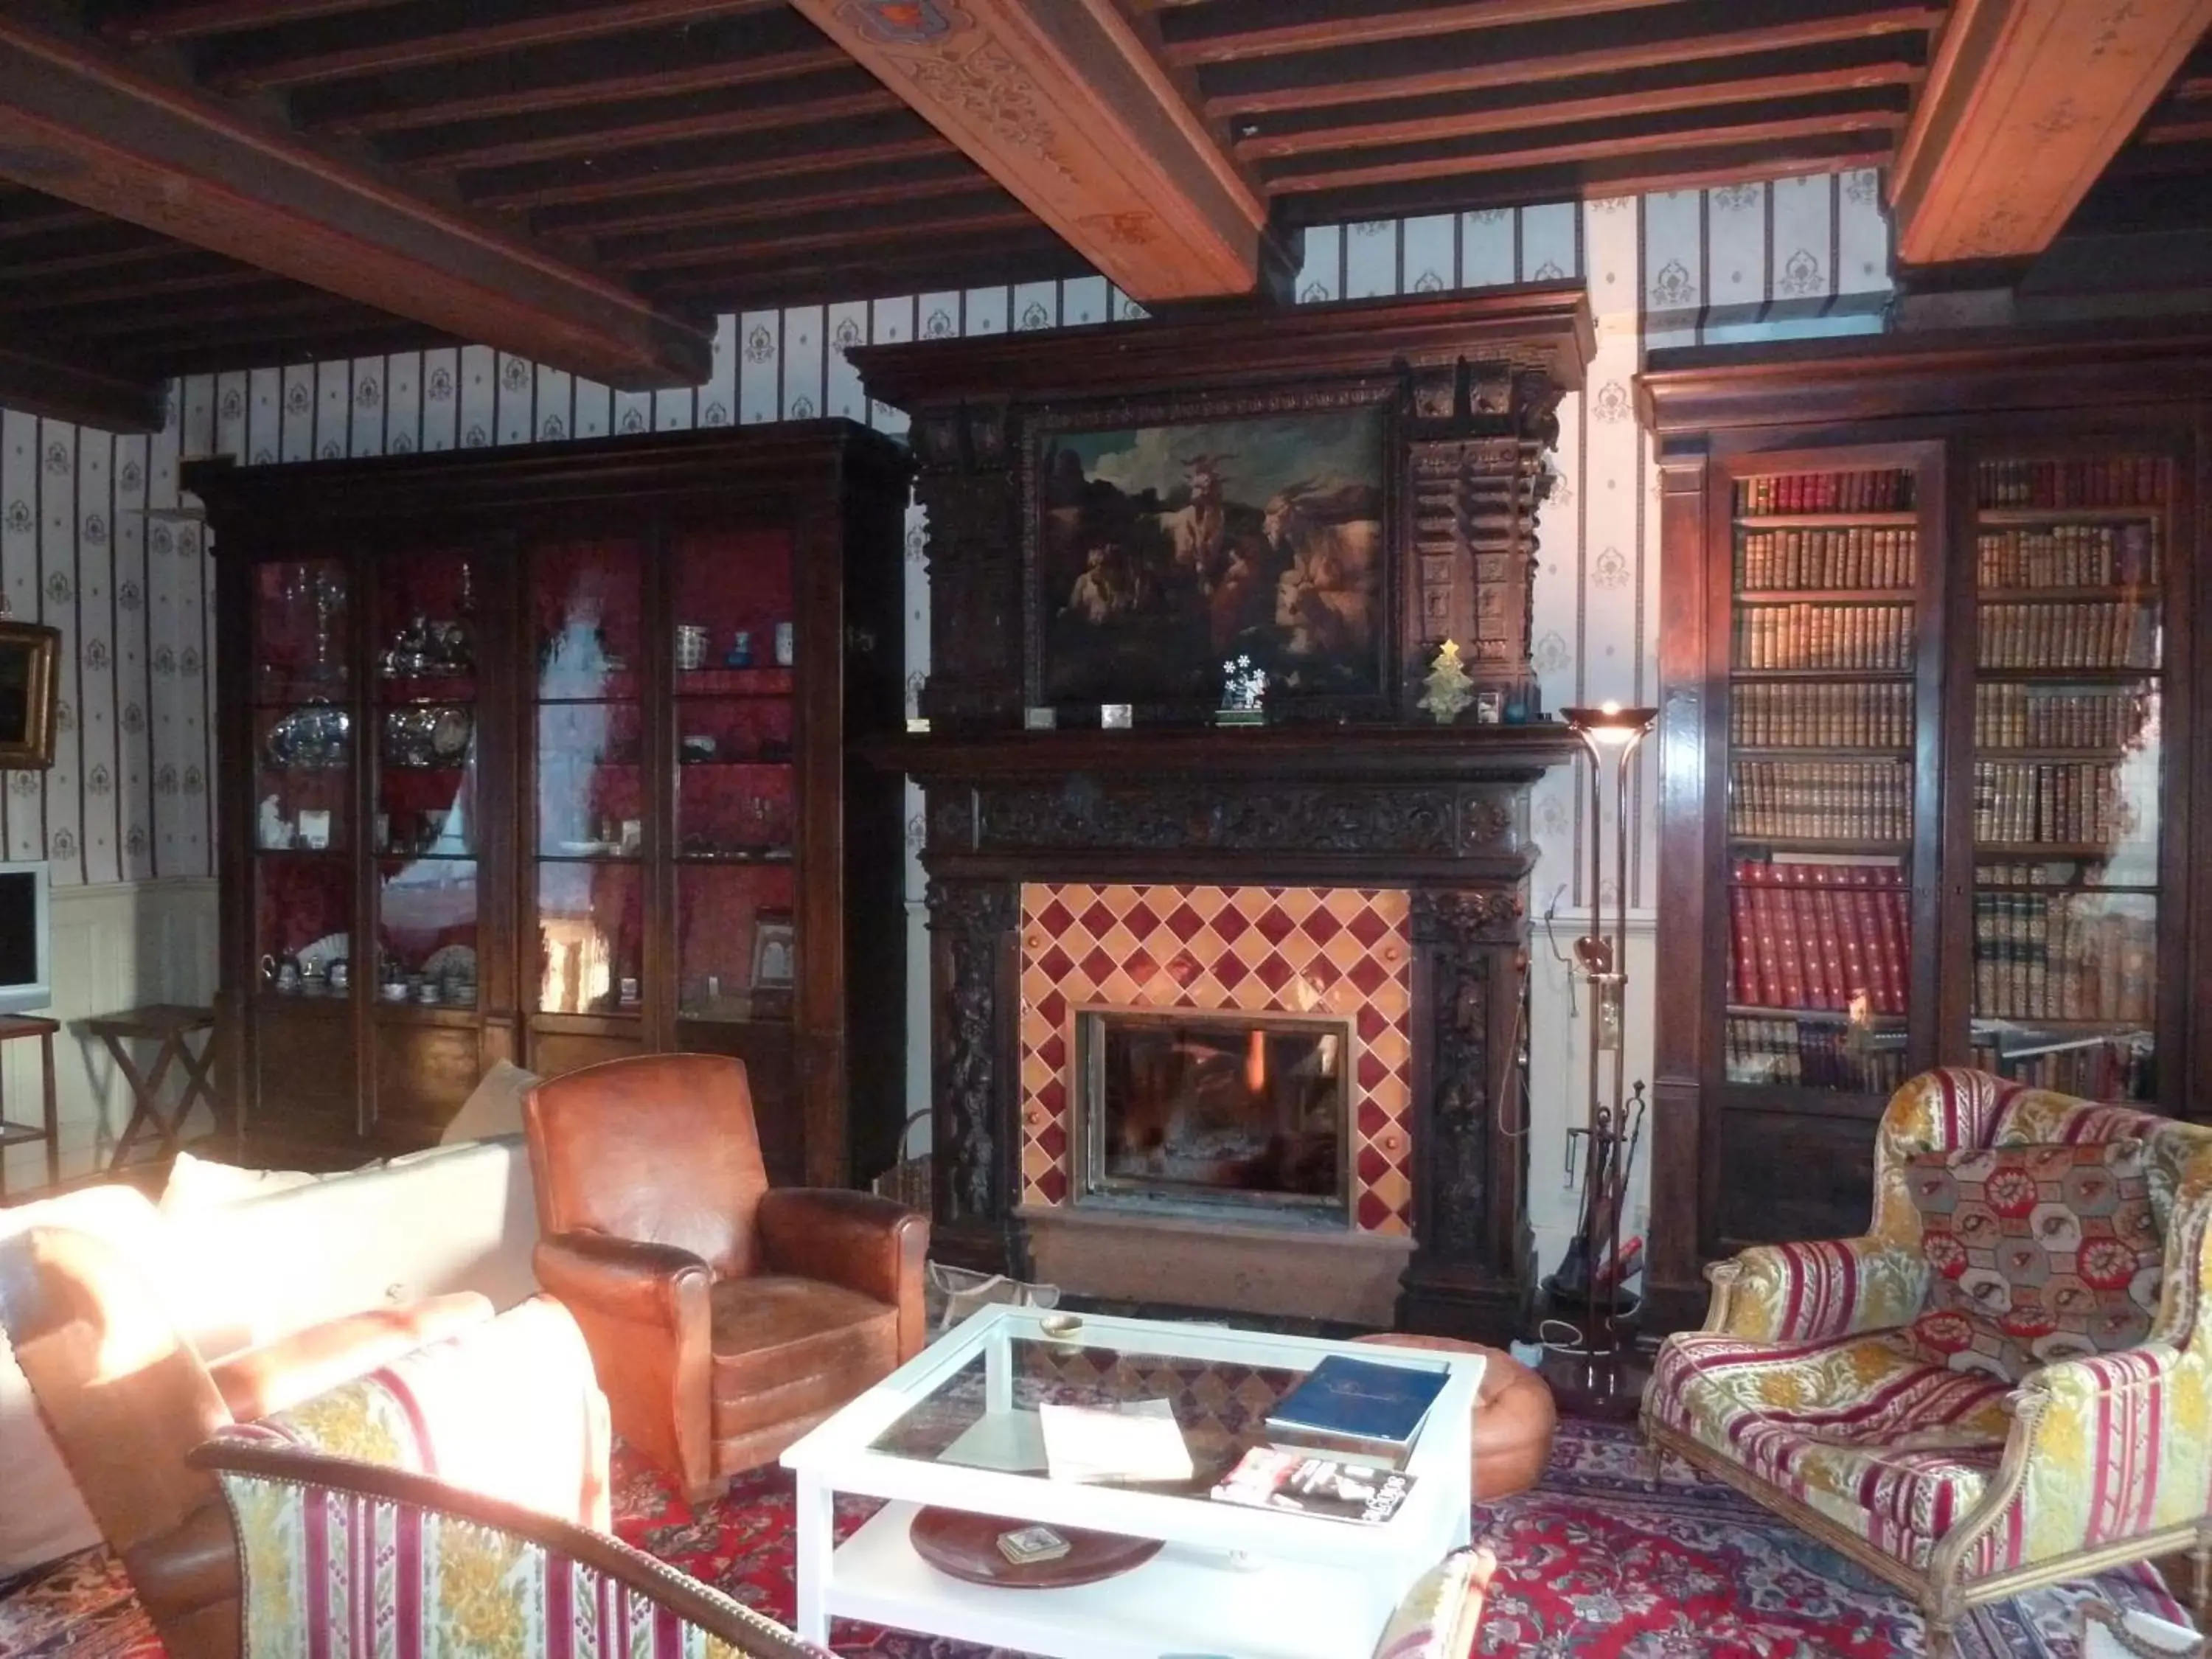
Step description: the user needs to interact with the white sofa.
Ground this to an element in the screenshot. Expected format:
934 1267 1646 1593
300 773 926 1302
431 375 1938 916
0 1127 540 1576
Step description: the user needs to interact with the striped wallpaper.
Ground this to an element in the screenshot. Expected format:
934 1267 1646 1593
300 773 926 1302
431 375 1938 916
2 170 1893 906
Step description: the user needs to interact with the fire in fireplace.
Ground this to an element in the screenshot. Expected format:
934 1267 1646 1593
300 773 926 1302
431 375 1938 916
1072 1007 1352 1218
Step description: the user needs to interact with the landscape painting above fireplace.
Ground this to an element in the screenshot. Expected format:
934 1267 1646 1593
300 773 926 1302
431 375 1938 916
1033 406 1387 709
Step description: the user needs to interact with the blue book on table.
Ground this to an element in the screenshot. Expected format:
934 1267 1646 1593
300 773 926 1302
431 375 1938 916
1265 1355 1449 1447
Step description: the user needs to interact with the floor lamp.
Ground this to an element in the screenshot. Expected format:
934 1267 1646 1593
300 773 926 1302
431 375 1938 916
1542 700 1657 1370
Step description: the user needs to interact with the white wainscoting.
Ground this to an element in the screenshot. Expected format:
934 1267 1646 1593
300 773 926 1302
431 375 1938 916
0 877 219 1192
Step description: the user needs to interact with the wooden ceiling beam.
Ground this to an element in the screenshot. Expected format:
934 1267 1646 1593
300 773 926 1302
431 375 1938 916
636 232 1093 310
100 0 407 46
382 78 902 172
1891 0 2212 268
1159 0 1680 66
1276 131 1893 224
1203 1 1940 118
202 0 785 95
602 206 1041 273
462 124 948 212
1238 55 1922 161
790 0 1269 300
1264 102 1908 195
0 260 274 314
291 31 846 136
0 336 167 431
48 286 355 339
114 324 457 380
0 7 712 388
531 159 994 241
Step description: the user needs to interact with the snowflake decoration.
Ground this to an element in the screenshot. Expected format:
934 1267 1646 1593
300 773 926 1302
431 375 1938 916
1220 654 1267 712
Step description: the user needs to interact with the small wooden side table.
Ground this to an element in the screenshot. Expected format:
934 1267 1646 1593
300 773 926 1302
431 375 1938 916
81 1004 221 1171
0 1014 59 1197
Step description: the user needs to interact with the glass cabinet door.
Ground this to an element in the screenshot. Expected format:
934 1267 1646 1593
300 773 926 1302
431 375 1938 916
251 557 353 999
1967 454 2166 1102
1722 464 1921 1099
530 540 647 1017
669 528 797 1022
370 551 479 1013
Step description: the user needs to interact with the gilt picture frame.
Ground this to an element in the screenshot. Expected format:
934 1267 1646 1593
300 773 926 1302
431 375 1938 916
1024 383 1400 722
0 621 60 768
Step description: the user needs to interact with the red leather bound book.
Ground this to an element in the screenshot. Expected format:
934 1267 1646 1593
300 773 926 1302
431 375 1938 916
1823 866 1874 1013
1845 869 1893 1015
1750 872 1788 1014
1874 871 1910 1015
1776 868 1817 1010
1729 868 1760 1004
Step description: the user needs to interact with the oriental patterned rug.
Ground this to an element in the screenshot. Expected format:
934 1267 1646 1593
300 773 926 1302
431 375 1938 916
0 1419 2188 1658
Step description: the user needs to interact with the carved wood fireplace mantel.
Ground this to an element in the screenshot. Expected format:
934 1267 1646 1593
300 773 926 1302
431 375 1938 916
855 291 1593 1340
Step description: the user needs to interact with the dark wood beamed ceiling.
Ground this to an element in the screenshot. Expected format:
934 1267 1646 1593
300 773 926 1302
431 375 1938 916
0 0 2201 403
1888 0 2212 273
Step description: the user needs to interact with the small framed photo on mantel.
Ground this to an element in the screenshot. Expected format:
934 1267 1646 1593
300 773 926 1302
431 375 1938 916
0 621 60 768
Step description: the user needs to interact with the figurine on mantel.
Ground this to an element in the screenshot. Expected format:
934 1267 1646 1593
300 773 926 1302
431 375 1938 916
1418 639 1475 723
1215 655 1267 726
258 793 291 849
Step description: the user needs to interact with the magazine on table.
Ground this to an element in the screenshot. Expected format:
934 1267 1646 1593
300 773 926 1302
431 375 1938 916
1039 1397 1193 1486
1264 1354 1449 1451
1210 1446 1416 1525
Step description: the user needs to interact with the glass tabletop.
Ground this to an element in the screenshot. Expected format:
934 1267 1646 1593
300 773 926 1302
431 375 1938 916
865 1311 1453 1497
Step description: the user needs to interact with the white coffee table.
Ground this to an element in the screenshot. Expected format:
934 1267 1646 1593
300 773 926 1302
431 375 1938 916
779 1304 1481 1659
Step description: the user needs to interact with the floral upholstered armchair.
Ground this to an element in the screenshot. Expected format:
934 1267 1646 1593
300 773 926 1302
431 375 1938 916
1644 1068 2212 1658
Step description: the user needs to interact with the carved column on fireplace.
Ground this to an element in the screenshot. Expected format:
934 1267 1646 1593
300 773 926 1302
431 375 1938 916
922 877 1024 1273
1402 887 1532 1338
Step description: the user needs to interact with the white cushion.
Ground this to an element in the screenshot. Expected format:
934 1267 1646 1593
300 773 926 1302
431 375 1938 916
439 1060 539 1146
158 1150 330 1214
164 1135 540 1356
0 1185 178 1576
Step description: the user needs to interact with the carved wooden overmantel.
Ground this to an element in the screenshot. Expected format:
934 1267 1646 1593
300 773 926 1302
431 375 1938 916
856 291 1593 1340
853 286 1592 730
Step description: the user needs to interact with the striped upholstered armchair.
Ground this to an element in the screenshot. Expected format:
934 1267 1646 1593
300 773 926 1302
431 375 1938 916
189 1437 830 1659
1644 1068 2212 1657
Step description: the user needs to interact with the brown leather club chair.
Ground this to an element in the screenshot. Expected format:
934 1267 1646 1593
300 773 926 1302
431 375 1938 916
524 1052 929 1501
0 1223 492 1659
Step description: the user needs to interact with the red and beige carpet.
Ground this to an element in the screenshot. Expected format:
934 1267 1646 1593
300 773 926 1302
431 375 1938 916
0 1419 2187 1657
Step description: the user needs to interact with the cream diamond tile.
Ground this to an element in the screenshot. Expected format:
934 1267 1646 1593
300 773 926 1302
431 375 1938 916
1274 888 1320 925
1228 886 1273 919
1099 921 1139 959
1276 931 1320 972
1320 931 1368 970
1367 1025 1411 1072
1321 888 1371 923
1186 886 1229 922
1099 970 1139 1005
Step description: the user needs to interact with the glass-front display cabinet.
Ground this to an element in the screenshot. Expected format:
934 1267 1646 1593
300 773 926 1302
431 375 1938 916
1646 331 2205 1331
198 425 911 1186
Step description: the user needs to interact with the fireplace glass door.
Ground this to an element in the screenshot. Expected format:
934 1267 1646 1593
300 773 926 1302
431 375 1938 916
1075 1009 1350 1217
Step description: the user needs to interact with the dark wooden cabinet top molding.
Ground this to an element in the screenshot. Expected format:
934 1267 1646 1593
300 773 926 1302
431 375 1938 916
872 725 1578 785
853 284 1593 406
1637 319 2212 439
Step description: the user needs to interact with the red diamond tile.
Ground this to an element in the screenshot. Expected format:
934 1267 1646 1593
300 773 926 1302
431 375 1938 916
1037 1077 1064 1117
1359 1051 1389 1091
1306 909 1342 945
1036 899 1074 939
1037 945 1073 983
1252 906 1295 946
1039 1032 1065 1071
1164 902 1204 942
1079 900 1117 939
1168 951 1201 987
1212 907 1249 944
1344 906 1391 949
1214 956 1248 990
1346 956 1390 997
1038 1166 1069 1204
1124 949 1156 984
1357 1144 1389 1184
1038 1120 1068 1161
1357 1190 1391 1231
1253 955 1293 992
1039 990 1066 1028
1124 894 1160 935
1357 1005 1390 1042
1357 1099 1390 1138
1081 945 1117 986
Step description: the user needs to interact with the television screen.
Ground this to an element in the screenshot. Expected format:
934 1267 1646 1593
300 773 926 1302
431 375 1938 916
0 870 37 990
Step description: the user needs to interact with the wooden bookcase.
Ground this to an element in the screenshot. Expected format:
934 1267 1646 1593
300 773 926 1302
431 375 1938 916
188 422 912 1189
1638 326 2209 1330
